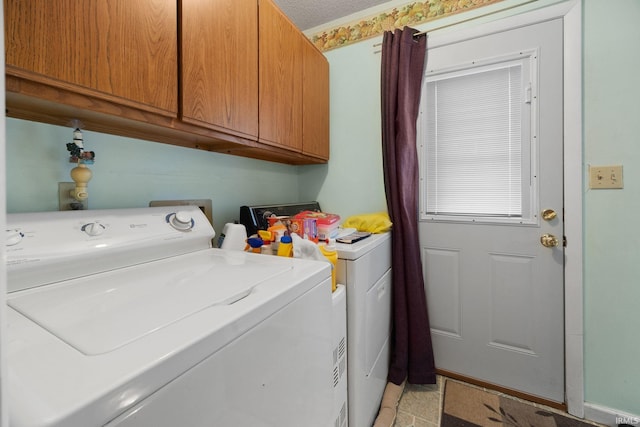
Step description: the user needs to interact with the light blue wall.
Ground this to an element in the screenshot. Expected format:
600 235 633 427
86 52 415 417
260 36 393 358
299 39 388 218
6 118 301 231
583 0 640 415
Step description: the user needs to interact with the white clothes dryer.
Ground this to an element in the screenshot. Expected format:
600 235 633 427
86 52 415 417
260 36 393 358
335 233 392 427
237 201 393 426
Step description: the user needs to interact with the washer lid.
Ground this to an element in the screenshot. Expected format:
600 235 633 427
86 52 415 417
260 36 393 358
8 249 293 355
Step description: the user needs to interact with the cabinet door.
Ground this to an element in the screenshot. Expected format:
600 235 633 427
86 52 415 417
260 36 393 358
181 0 259 139
4 0 178 116
258 0 303 152
302 41 330 160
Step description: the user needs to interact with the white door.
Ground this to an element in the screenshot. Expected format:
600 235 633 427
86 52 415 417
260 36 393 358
418 18 564 402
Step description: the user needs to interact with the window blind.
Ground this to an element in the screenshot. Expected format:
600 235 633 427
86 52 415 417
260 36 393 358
425 64 524 217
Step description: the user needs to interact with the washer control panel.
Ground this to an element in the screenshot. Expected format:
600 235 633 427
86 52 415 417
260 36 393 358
81 222 106 236
166 211 195 231
6 206 215 292
6 229 24 246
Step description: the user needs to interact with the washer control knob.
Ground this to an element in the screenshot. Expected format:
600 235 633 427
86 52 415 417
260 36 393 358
82 222 106 236
169 211 194 231
6 229 24 246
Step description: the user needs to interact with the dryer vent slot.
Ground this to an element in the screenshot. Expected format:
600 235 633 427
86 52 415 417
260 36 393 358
332 336 347 388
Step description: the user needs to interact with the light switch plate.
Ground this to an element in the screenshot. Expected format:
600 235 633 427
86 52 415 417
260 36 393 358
589 165 623 189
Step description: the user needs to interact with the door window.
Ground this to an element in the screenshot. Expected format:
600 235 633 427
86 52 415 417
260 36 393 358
418 51 538 225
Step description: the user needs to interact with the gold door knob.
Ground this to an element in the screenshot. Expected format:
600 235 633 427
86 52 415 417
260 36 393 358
540 233 559 248
541 209 557 221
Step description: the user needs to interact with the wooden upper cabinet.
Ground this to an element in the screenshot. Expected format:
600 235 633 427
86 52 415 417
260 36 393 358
181 0 259 139
302 40 330 160
4 0 328 164
258 0 303 152
4 0 178 116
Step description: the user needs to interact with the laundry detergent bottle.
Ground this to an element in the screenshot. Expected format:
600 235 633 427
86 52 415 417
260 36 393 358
277 235 293 257
318 241 338 292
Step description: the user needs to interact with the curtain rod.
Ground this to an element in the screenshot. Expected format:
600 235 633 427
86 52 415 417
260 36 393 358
373 0 536 52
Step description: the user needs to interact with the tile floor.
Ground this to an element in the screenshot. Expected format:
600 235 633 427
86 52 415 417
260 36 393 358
394 376 444 427
392 375 606 427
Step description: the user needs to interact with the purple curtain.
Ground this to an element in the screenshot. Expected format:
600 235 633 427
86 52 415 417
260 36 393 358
381 27 436 385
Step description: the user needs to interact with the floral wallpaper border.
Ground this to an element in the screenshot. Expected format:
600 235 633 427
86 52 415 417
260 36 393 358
310 0 507 52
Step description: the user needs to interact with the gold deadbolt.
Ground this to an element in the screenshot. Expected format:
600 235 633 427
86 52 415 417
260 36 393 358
541 209 557 221
540 233 559 248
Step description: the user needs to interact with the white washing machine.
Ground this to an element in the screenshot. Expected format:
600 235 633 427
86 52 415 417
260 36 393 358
335 233 392 427
6 207 335 427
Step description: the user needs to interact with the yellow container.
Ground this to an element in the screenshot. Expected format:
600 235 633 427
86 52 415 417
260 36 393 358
318 242 338 292
277 235 293 257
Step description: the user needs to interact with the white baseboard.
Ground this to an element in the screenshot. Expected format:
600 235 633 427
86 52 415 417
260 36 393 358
583 402 640 427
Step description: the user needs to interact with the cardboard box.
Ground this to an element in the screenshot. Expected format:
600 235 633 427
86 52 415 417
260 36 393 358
294 211 340 240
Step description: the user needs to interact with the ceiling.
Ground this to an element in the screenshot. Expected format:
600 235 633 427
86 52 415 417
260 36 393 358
273 0 389 31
